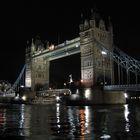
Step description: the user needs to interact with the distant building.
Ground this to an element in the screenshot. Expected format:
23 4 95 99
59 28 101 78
0 80 11 93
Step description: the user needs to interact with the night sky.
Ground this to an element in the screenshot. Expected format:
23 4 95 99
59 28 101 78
1 1 140 84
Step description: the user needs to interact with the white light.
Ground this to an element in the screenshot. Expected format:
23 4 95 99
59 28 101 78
85 106 89 128
85 89 91 99
100 134 111 139
25 78 31 87
76 44 79 47
71 94 79 100
22 95 27 101
101 51 107 55
49 44 55 50
124 104 130 132
124 93 128 98
69 74 73 83
56 96 60 101
124 104 129 122
56 103 60 123
15 94 20 100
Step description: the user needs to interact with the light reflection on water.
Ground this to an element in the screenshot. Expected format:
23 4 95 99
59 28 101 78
0 101 140 139
124 104 130 132
0 104 31 137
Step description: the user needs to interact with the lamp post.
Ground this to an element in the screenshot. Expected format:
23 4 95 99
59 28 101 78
101 51 107 86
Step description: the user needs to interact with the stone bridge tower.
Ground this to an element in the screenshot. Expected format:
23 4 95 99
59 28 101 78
79 10 114 87
25 10 114 91
25 37 49 91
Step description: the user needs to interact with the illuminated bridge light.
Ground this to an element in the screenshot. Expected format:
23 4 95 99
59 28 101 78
124 93 128 98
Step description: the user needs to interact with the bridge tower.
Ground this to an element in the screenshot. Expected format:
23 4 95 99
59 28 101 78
79 10 114 87
25 37 49 91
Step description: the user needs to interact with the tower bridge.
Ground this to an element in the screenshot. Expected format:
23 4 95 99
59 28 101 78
25 11 115 91
4 10 140 104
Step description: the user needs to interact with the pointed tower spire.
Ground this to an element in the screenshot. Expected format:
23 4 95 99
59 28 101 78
27 40 29 45
26 40 29 48
108 16 114 47
92 6 100 20
31 38 34 45
31 38 35 53
91 8 95 20
81 13 84 24
90 8 96 28
108 16 113 33
79 13 84 31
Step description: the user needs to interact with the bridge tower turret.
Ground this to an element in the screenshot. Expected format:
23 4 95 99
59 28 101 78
31 38 36 54
25 40 32 88
80 9 114 87
25 37 49 91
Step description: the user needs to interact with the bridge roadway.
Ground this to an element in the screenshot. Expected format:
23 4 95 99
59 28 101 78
32 37 80 60
104 84 140 92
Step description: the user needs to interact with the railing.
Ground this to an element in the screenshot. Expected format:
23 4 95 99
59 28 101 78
104 84 140 91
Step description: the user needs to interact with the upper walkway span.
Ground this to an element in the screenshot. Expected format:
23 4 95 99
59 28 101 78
32 37 80 61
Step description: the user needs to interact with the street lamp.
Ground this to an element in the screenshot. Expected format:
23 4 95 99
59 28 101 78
101 51 107 86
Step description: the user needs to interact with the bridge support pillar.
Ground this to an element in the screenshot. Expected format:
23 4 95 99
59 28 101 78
102 91 126 104
85 87 126 104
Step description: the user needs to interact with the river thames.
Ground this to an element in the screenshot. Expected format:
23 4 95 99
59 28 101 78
0 101 140 140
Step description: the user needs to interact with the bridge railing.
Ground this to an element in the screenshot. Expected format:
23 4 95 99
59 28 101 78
104 84 140 91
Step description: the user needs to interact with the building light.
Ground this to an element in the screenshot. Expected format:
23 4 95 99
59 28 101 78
56 96 60 102
22 95 27 101
101 51 107 55
25 78 31 87
124 93 128 98
49 44 55 51
85 88 91 99
76 44 79 47
20 85 24 88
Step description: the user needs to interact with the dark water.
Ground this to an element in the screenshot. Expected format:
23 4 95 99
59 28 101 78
0 102 140 140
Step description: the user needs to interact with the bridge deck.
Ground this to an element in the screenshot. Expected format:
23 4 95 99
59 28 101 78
104 84 140 91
